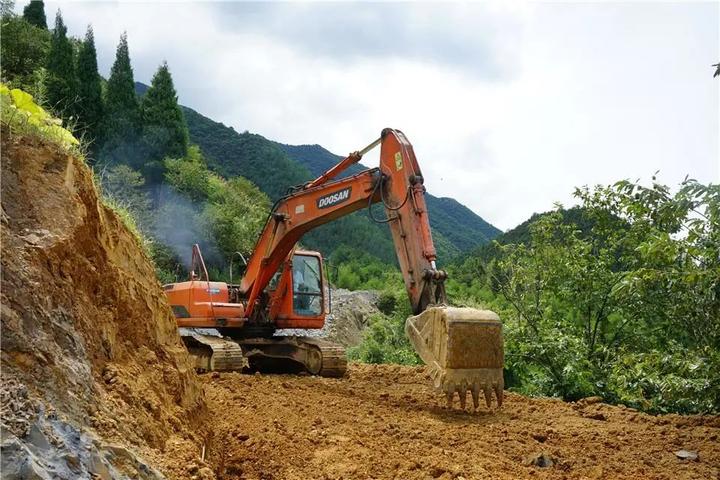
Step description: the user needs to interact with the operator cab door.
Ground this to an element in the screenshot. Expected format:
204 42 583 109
272 251 326 329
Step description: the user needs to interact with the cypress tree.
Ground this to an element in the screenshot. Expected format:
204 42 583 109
44 10 77 122
23 0 47 29
141 62 189 160
104 32 141 158
76 25 104 148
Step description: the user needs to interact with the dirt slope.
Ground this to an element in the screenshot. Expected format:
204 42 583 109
1 131 208 478
199 364 719 480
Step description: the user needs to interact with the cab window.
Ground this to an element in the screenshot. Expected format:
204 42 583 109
292 255 323 316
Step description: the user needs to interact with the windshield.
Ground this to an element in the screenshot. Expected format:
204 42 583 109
292 254 323 316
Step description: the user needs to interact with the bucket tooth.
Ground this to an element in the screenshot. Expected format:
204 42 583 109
406 307 504 410
471 384 480 409
458 387 467 409
494 383 504 407
445 390 454 408
483 386 493 408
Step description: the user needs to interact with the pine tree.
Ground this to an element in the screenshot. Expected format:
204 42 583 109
44 10 77 122
103 32 141 157
141 62 189 161
22 0 46 29
76 25 104 149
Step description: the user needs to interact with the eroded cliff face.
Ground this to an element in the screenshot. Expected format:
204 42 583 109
1 130 209 479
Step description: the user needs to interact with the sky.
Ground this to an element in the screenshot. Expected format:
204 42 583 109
24 1 720 230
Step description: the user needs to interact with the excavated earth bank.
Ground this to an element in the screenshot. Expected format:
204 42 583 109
1 131 210 479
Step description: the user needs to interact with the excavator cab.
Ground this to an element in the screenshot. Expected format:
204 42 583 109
267 250 327 329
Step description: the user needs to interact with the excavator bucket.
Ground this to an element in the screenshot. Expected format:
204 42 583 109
406 307 504 409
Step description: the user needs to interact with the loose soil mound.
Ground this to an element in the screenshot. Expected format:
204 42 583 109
1 131 207 478
202 364 719 480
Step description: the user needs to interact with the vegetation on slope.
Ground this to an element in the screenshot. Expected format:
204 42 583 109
353 178 720 414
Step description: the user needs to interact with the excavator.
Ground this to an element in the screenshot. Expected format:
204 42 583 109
163 128 504 408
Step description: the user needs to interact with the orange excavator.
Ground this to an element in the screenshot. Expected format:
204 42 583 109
164 128 504 408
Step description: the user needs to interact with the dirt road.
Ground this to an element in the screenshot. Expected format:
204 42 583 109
193 364 719 480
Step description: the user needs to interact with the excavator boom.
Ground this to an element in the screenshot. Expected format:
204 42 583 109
239 128 504 408
166 128 504 408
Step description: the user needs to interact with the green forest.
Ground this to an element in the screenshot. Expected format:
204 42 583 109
2 1 717 415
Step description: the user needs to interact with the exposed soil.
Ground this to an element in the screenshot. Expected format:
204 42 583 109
199 364 719 480
1 130 207 478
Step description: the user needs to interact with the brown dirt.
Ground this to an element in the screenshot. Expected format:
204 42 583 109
1 130 208 477
200 364 719 480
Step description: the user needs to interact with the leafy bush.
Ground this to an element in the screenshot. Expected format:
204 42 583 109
0 84 79 150
488 179 719 413
348 292 421 366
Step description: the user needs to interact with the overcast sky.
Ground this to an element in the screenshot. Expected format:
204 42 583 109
27 1 720 230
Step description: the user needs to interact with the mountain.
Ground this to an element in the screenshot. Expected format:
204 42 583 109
465 206 599 264
136 80 502 262
276 142 502 252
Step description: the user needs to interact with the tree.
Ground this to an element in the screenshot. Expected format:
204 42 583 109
22 0 46 29
492 178 719 413
1 0 16 18
0 15 50 96
102 32 142 164
141 62 189 167
76 25 104 150
98 164 151 227
44 10 76 121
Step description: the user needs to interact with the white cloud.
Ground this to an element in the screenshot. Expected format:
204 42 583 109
35 1 719 230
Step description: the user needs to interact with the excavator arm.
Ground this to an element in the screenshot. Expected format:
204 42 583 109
239 128 504 408
241 128 445 318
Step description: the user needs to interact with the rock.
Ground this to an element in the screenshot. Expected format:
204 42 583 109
276 289 380 347
580 396 604 405
584 412 607 421
197 466 216 479
531 433 547 443
674 450 699 461
524 452 555 468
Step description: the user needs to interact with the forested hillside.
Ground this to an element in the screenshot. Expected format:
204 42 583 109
180 100 501 263
276 141 503 253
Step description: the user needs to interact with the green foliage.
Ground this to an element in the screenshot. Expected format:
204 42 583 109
1 84 79 150
22 0 46 29
204 175 269 260
377 291 397 315
102 32 141 161
349 290 421 365
141 62 188 180
328 245 401 290
164 145 212 201
97 163 151 228
489 179 719 413
0 15 51 96
75 26 104 150
44 10 77 121
163 146 271 271
183 107 310 200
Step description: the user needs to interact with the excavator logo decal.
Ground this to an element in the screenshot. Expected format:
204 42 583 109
317 187 352 209
395 152 403 171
